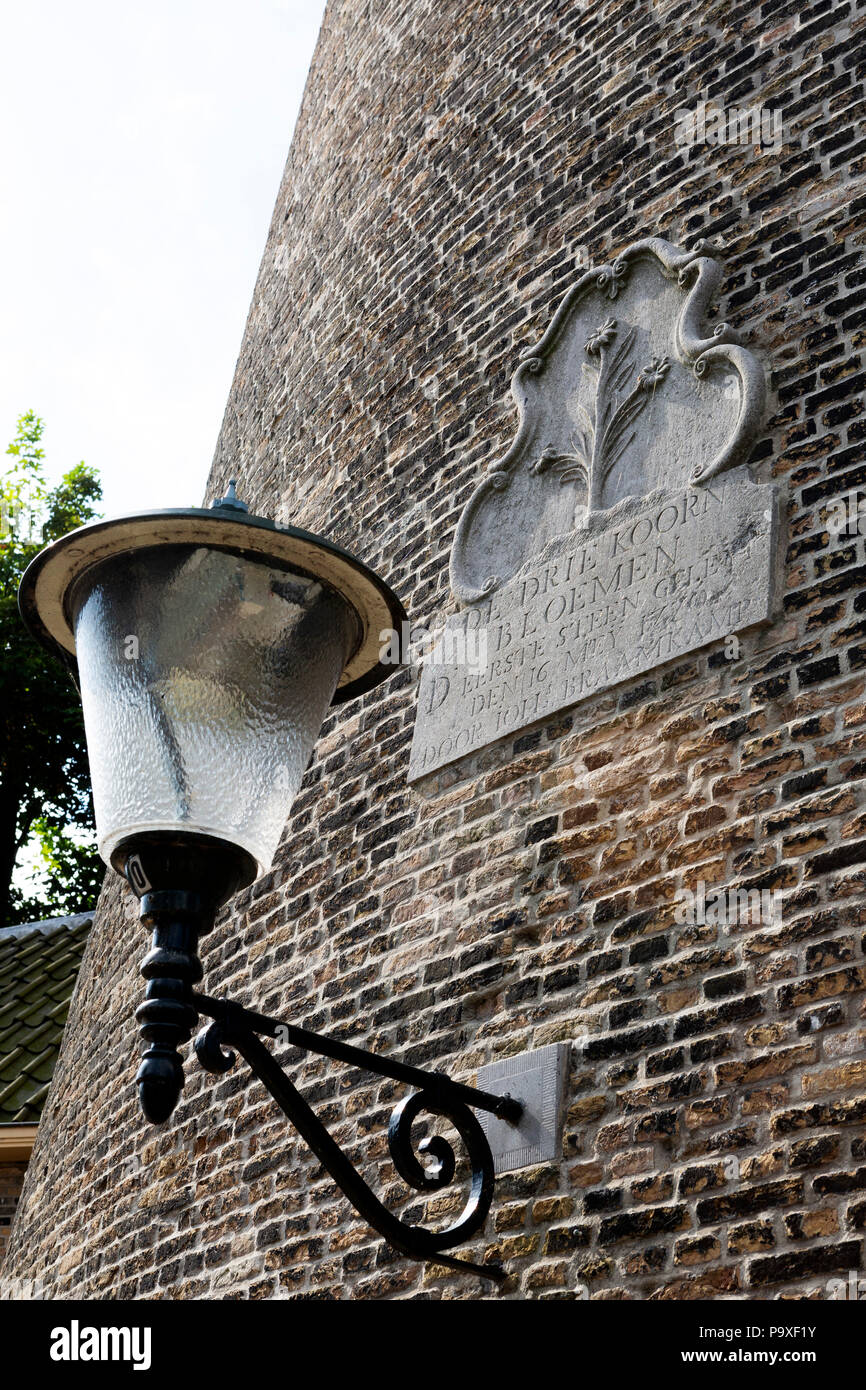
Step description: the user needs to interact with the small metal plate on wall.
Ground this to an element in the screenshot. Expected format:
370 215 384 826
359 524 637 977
476 1043 570 1173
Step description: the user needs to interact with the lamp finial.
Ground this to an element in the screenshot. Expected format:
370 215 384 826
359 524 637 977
212 479 249 513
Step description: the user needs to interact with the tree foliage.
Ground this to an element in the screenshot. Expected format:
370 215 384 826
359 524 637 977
0 411 103 925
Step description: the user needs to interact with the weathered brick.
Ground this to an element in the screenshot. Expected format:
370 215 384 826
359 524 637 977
5 0 864 1312
598 1205 690 1245
748 1241 861 1287
697 1178 803 1225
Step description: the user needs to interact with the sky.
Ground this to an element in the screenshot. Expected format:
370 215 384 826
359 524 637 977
0 0 328 519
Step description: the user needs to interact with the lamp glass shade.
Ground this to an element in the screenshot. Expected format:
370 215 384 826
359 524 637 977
70 543 358 874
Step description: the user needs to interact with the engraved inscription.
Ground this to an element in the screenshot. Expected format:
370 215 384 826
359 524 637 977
411 239 773 780
409 472 778 779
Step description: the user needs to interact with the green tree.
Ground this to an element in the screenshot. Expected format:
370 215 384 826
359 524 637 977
0 411 103 925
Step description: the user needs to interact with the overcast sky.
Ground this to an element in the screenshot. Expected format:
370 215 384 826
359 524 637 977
0 0 327 519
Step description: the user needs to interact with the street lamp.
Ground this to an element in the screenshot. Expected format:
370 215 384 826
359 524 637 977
18 483 522 1279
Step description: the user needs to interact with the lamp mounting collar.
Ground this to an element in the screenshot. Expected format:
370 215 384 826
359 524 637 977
211 479 249 513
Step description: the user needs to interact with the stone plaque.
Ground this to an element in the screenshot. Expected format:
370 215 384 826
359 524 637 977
409 237 775 781
477 1043 570 1173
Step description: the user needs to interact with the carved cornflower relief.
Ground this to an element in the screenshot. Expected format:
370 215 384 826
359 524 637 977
532 317 672 520
450 236 766 605
411 238 774 782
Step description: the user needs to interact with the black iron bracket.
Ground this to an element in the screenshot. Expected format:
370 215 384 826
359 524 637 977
128 867 523 1283
191 991 523 1282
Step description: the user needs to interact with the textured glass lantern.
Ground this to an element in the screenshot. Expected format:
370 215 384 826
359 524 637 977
18 483 406 1120
16 484 523 1280
69 539 355 878
19 483 404 880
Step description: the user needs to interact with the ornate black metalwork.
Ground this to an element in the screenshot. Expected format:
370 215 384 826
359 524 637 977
120 832 257 1124
192 992 522 1281
122 841 523 1280
135 891 204 1123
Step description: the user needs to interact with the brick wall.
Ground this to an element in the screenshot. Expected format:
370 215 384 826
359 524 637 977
0 1163 28 1266
5 0 866 1299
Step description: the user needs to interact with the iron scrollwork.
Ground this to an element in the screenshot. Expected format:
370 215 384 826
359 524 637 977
192 992 522 1281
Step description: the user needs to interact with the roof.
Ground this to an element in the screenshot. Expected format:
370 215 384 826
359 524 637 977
0 914 93 1123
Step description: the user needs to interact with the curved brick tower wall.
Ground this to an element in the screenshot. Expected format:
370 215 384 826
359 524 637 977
6 0 866 1300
